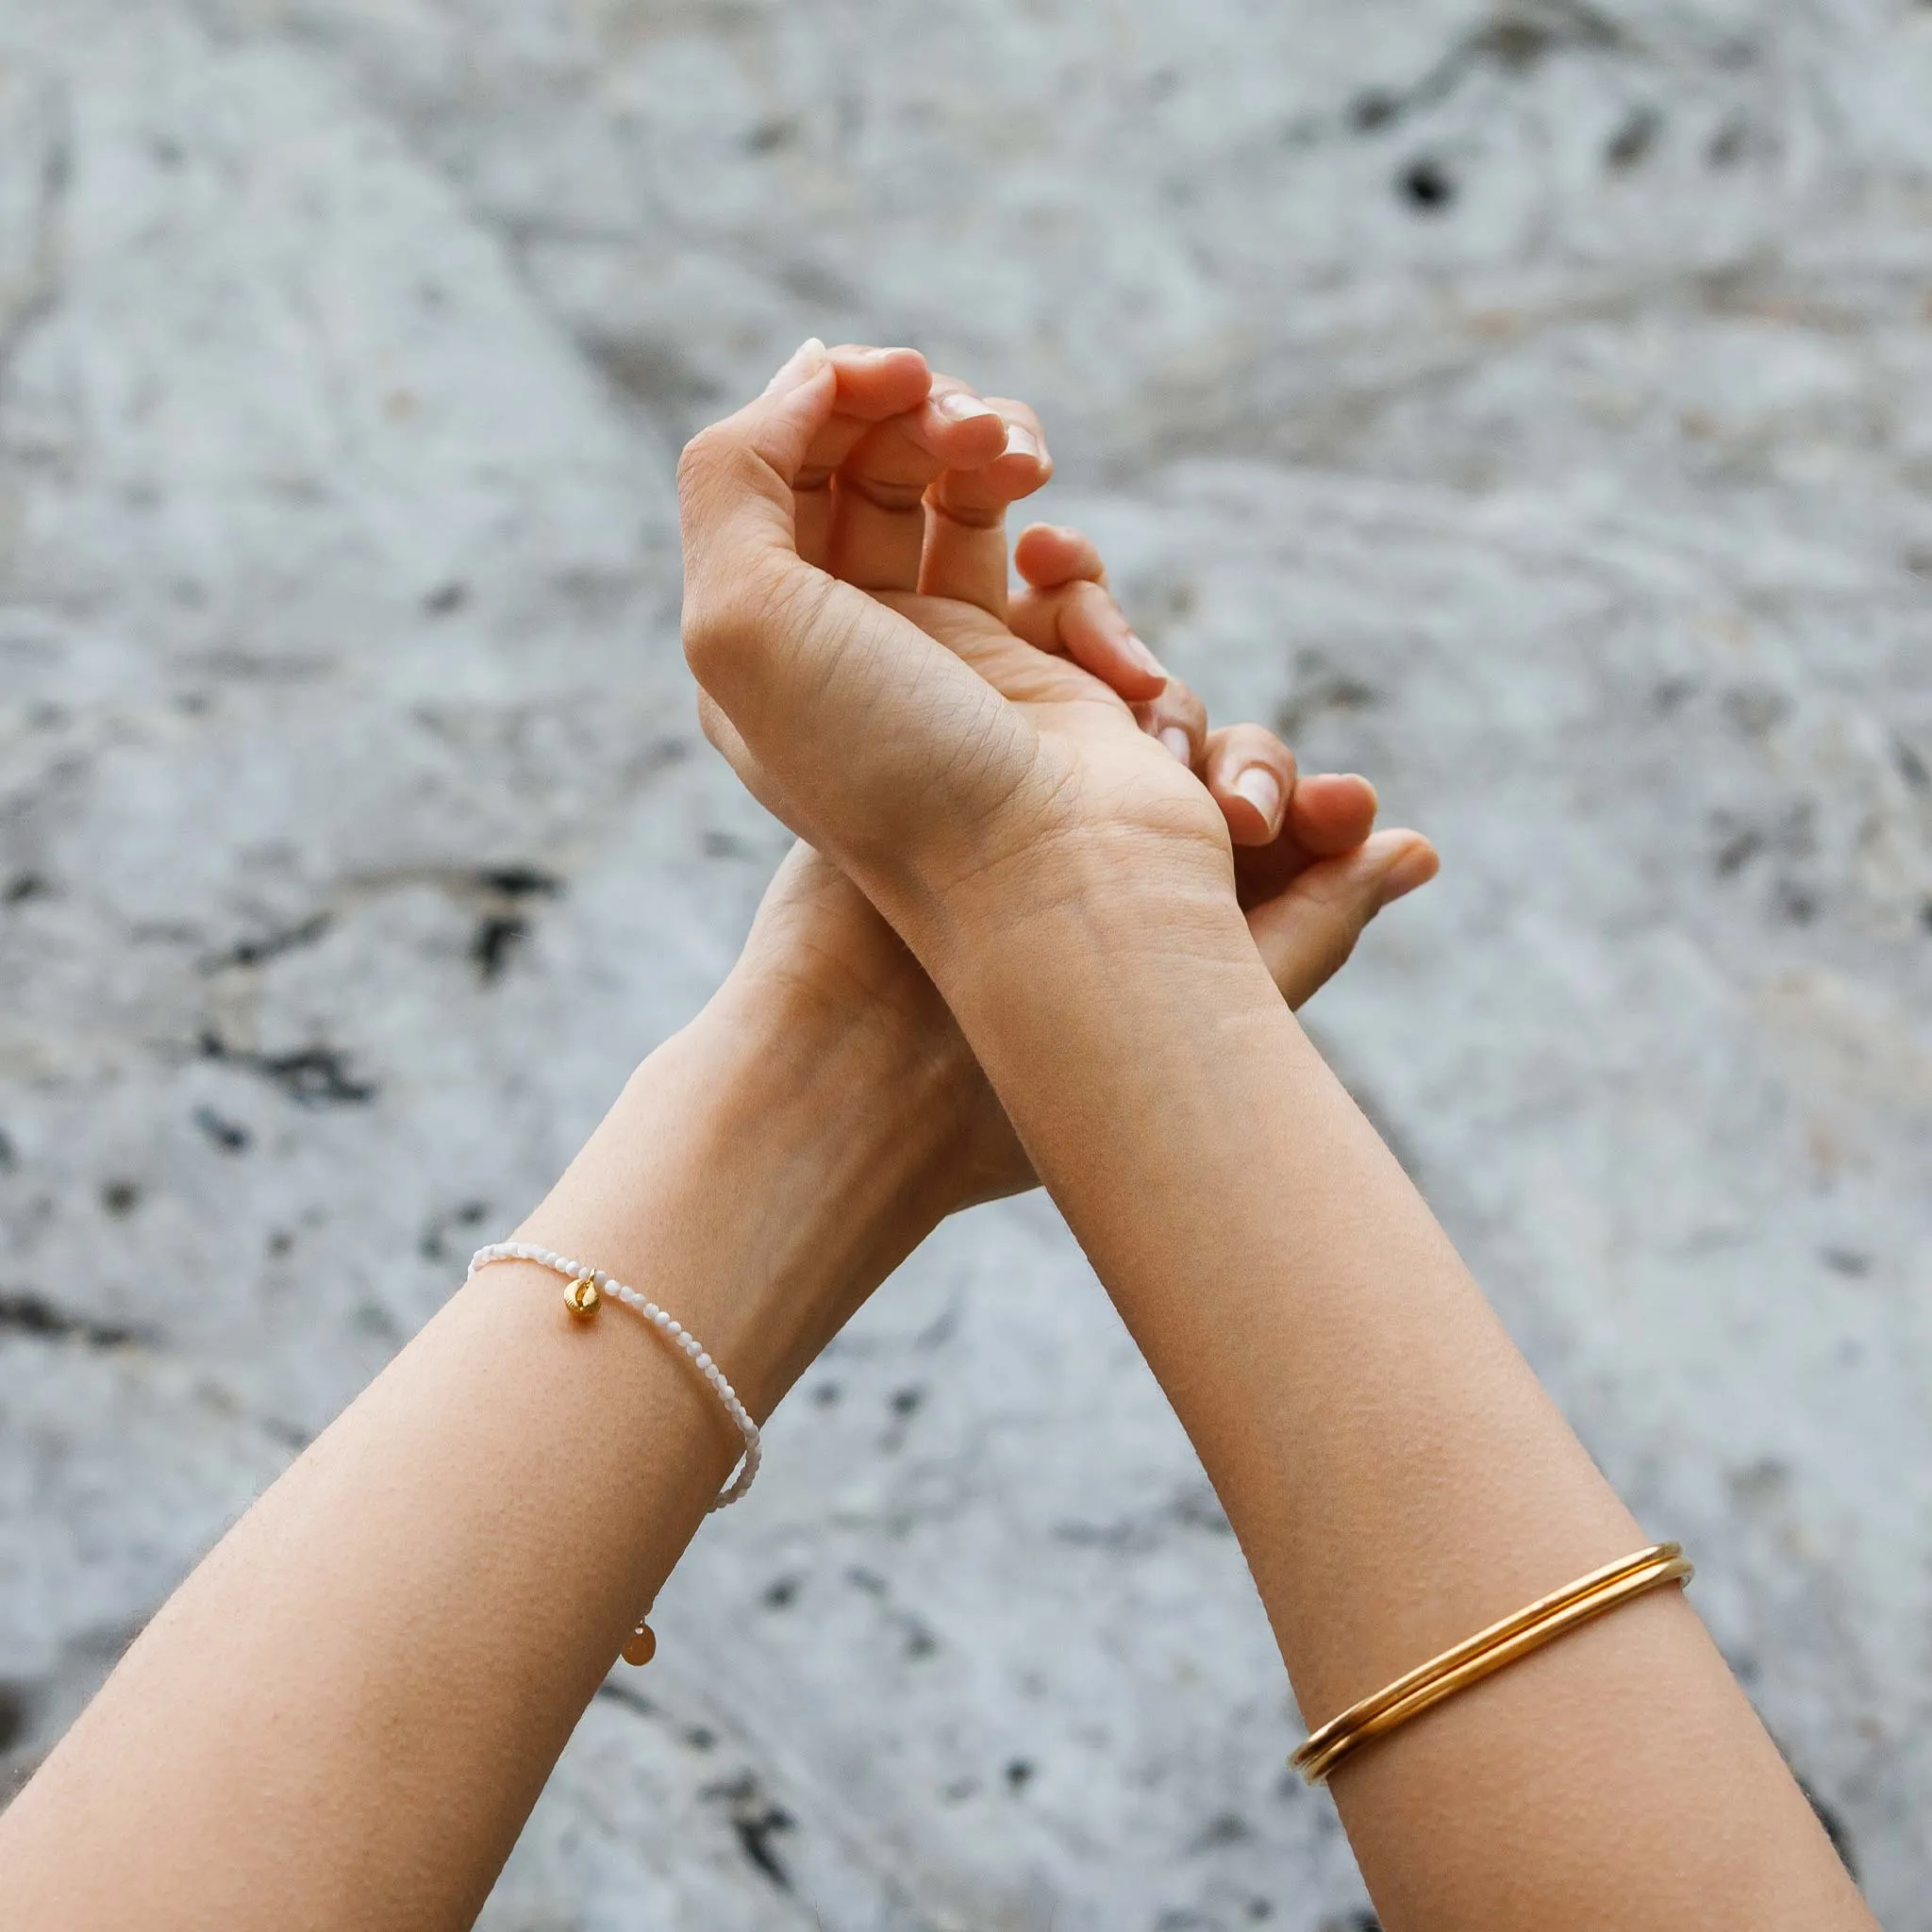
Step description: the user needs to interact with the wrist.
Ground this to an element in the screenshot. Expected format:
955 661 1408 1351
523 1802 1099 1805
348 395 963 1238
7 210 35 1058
512 965 968 1421
916 820 1259 1018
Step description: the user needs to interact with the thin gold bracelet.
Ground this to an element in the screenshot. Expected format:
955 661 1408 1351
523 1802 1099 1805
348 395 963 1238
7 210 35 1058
1291 1541 1693 1785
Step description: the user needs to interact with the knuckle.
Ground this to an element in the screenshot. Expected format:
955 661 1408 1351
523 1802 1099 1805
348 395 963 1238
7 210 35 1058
681 581 759 681
675 425 722 495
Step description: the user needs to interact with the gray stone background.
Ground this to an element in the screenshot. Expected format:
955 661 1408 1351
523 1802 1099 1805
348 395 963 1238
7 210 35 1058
1 0 1927 1925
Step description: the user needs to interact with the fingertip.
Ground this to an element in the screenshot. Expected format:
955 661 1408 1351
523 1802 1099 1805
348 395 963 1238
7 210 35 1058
1289 771 1380 855
763 337 829 396
1015 523 1104 589
1376 835 1440 907
825 343 932 418
1219 765 1285 845
924 390 1011 465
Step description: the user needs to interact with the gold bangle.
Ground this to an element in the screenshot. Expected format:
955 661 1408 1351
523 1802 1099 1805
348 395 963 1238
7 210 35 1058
1291 1541 1693 1785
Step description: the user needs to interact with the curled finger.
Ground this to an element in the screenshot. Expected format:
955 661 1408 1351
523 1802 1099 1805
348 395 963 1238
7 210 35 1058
1203 724 1299 846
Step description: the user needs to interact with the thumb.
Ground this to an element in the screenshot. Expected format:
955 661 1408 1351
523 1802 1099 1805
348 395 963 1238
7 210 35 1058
676 339 835 637
1250 831 1439 1008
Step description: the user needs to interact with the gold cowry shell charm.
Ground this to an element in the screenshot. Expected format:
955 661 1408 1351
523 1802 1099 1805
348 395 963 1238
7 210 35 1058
563 1275 601 1318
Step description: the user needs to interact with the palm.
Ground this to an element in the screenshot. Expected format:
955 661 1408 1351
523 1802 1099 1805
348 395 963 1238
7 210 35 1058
685 347 1433 1211
877 589 1227 860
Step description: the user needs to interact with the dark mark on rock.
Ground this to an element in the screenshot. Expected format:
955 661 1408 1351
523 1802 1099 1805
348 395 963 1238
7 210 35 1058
260 1415 310 1452
1794 1772 1858 1880
193 1106 251 1153
0 1289 146 1349
422 581 468 616
205 912 333 973
594 1678 659 1719
472 913 527 982
746 115 800 154
1400 156 1456 211
704 1772 795 1890
0 1680 30 1753
2 873 51 906
101 1179 141 1218
762 1575 800 1610
419 1199 490 1263
200 1032 377 1108
1191 1811 1255 1851
1005 1757 1034 1791
475 865 562 899
1712 824 1762 877
1275 673 1383 741
1346 7 1624 139
1606 105 1659 171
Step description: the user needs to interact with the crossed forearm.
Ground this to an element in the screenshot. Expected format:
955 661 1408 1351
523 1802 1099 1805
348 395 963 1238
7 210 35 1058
0 979 963 1932
909 850 1874 1932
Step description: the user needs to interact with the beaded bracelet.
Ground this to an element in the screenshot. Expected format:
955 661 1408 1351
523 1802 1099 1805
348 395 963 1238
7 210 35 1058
466 1241 763 1665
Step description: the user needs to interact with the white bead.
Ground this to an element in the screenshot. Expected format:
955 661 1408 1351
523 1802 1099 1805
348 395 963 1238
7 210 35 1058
465 1244 762 1510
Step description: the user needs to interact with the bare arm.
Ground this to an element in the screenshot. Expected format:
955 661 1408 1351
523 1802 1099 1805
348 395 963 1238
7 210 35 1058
0 346 1411 1930
0 974 965 1931
677 343 1877 1931
923 858 1870 1931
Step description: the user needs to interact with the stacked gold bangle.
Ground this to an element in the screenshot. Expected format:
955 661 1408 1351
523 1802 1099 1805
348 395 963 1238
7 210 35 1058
1291 1541 1693 1785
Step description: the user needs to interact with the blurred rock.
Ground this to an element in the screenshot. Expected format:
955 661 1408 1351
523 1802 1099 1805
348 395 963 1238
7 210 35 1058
0 2 1926 1926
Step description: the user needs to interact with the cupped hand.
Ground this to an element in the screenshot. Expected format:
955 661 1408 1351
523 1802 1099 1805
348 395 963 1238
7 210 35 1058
697 343 1436 1212
680 341 1244 933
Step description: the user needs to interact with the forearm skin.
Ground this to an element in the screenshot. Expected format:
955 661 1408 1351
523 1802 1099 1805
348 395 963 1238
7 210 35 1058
0 978 966 1932
908 845 1872 1932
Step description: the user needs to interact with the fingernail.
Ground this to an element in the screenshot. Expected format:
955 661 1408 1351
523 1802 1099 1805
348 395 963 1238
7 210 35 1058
1003 423 1044 461
1232 765 1283 833
1122 631 1167 681
763 337 828 396
1377 842 1438 907
842 344 912 364
1158 725 1192 766
934 390 1000 425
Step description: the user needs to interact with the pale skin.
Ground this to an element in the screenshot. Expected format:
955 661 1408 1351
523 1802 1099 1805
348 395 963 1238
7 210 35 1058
676 342 1876 1930
0 349 1433 1930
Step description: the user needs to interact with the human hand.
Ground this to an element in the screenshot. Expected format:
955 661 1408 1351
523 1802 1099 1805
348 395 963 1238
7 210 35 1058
700 347 1436 1212
679 341 1283 946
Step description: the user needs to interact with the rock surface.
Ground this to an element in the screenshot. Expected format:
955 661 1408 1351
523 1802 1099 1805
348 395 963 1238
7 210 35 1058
1 2 1927 1926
